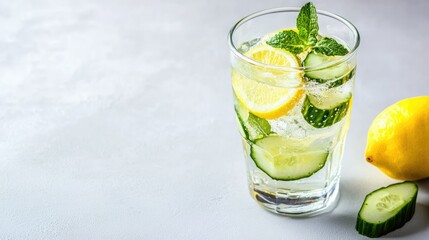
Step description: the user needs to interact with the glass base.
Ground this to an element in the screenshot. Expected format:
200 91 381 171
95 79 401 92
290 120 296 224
250 179 340 217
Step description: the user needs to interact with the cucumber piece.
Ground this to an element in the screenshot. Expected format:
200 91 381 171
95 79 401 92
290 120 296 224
234 101 271 141
303 51 354 86
301 93 351 128
235 111 248 139
234 101 250 139
328 67 356 88
250 136 328 181
356 182 418 238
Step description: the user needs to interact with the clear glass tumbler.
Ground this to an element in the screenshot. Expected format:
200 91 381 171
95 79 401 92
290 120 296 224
228 8 359 216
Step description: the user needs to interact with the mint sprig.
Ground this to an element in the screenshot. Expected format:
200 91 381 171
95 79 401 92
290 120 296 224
266 2 348 57
314 37 349 56
297 2 319 46
266 30 306 54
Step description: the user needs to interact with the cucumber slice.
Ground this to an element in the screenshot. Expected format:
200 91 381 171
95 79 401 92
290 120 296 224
234 101 271 141
234 101 250 139
301 92 351 128
356 182 418 238
235 112 248 139
303 51 354 86
328 68 355 88
250 136 328 181
301 84 352 128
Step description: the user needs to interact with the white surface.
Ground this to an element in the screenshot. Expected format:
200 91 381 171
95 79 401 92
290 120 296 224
0 0 428 239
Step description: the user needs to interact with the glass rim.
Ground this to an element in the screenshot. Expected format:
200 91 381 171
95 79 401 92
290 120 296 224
228 7 360 71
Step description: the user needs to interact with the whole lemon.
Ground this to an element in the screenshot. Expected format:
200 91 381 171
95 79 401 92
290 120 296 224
365 96 429 180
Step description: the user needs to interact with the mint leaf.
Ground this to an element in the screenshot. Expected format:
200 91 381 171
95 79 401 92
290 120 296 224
266 30 306 54
266 3 347 57
314 37 349 56
297 2 319 45
247 113 271 140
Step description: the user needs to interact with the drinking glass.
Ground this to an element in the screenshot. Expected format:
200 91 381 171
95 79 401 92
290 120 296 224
228 7 359 216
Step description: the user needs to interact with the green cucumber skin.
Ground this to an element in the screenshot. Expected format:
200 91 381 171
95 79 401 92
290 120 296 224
355 182 418 238
301 97 350 128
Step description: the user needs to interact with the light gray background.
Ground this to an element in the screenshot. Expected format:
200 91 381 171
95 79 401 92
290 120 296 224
0 0 428 239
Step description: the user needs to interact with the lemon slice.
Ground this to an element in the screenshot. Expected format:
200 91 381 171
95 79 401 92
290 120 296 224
246 45 300 68
232 45 304 120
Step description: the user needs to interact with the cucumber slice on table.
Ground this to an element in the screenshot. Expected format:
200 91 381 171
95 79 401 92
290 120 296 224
234 101 271 142
356 182 418 238
301 92 351 128
303 51 355 87
250 136 328 181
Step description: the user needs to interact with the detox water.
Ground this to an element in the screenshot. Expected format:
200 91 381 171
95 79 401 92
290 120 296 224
235 40 354 213
229 3 359 216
